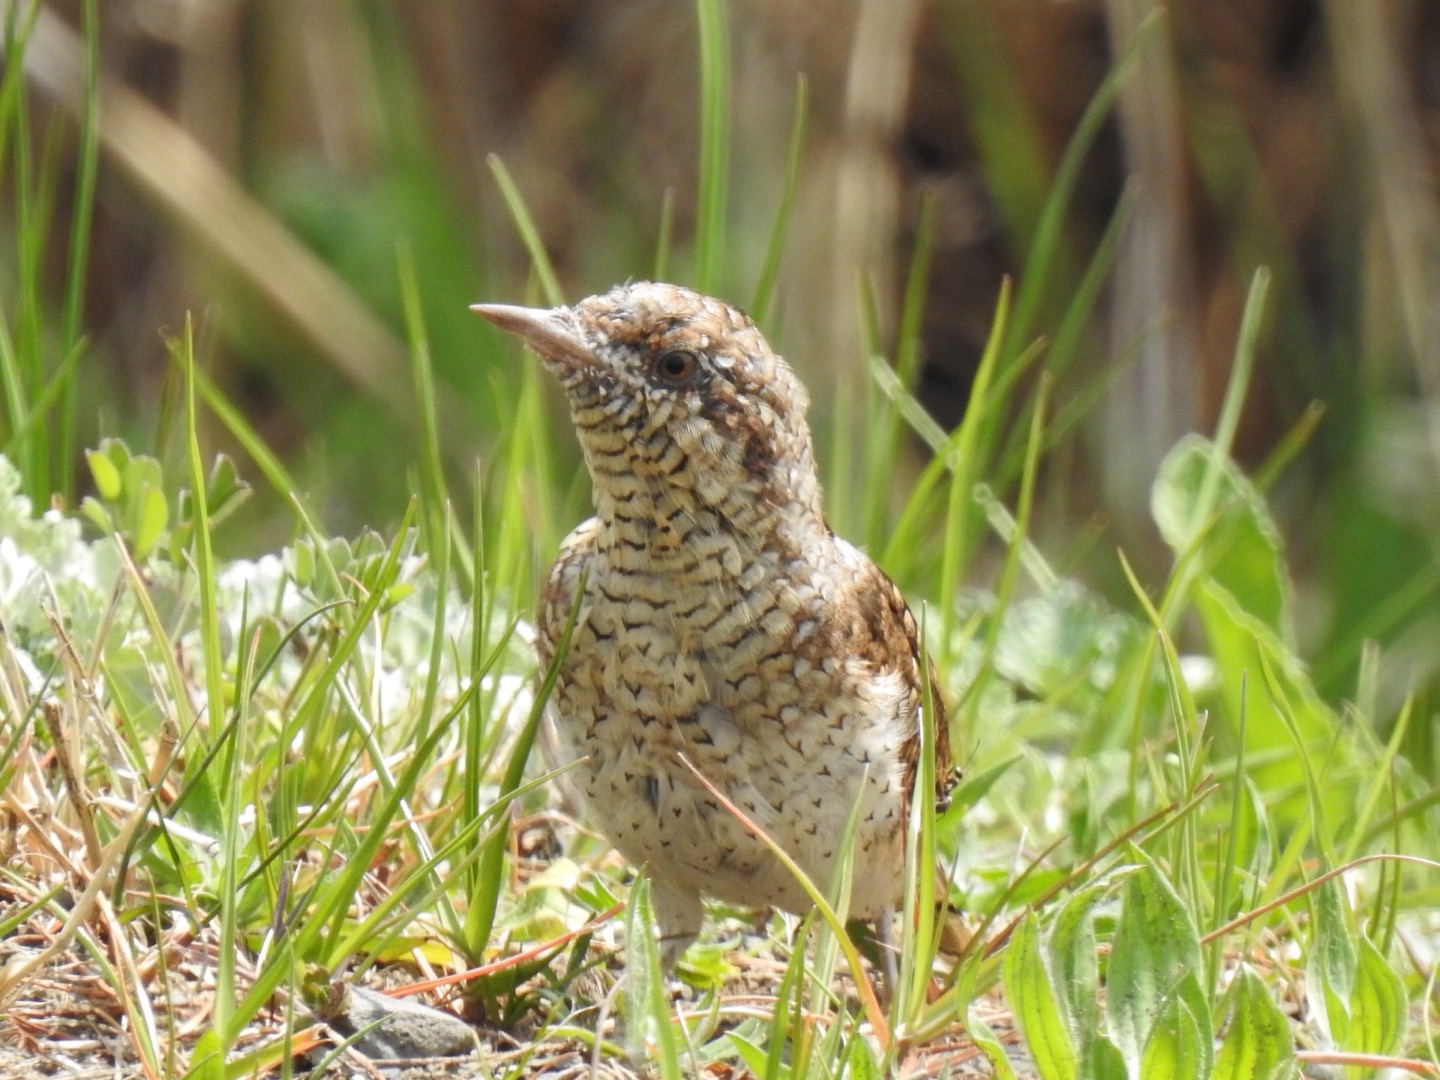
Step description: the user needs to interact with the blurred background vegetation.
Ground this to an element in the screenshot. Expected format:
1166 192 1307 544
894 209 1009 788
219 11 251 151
4 0 1439 748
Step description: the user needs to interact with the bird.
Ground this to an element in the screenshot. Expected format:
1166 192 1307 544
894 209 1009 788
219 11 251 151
472 281 956 964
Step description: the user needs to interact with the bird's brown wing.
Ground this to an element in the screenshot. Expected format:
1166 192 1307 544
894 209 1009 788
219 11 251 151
536 517 603 673
835 552 956 815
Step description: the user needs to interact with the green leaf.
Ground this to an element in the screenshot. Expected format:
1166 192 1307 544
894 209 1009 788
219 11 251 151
1226 779 1272 913
1082 1036 1129 1080
623 874 682 1078
693 0 731 294
727 1034 768 1077
1004 910 1076 1080
1350 933 1405 1057
86 446 121 500
380 582 414 611
1175 970 1215 1078
1151 434 1291 638
993 581 1133 698
122 452 163 506
1106 850 1206 1072
966 1006 1019 1080
79 494 112 534
202 453 251 525
132 484 168 559
1214 967 1296 1080
1047 879 1113 1050
843 1030 882 1080
96 437 133 486
1138 973 1208 1080
1152 436 1342 819
288 539 315 587
1306 878 1356 1047
184 1028 225 1080
1198 583 1338 778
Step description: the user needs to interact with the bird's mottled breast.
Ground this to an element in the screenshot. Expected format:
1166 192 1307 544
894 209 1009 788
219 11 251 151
538 512 923 797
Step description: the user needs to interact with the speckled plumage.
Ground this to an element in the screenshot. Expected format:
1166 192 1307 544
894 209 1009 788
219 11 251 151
474 282 954 957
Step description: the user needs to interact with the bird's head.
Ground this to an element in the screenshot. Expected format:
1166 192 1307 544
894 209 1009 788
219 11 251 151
474 282 820 517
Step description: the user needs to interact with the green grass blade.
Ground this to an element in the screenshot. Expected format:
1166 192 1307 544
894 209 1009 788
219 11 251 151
398 247 449 523
938 278 1010 673
191 365 302 504
1006 10 1161 355
1212 673 1250 993
863 193 935 549
175 313 238 1042
488 154 564 305
896 612 942 1024
749 74 807 325
1192 267 1270 537
693 0 731 293
54 0 99 497
994 187 1136 487
653 185 676 282
1 335 83 460
766 918 809 1080
956 372 1048 722
461 568 585 958
178 318 228 743
0 318 26 462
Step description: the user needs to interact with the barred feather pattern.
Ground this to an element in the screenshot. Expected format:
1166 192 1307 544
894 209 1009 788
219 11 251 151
477 282 954 954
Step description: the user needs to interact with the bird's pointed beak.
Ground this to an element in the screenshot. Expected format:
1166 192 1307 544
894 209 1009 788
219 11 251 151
470 302 596 372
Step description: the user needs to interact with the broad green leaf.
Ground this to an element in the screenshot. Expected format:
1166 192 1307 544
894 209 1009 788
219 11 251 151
1106 850 1204 1072
993 581 1135 698
1175 970 1215 1078
966 1005 1019 1080
1194 582 1339 818
1048 879 1115 1052
133 484 168 559
288 540 315 587
86 447 121 500
184 1028 225 1080
1003 910 1076 1080
1082 1036 1129 1080
1306 878 1356 1047
79 494 112 534
1138 973 1207 1080
93 438 133 490
1152 434 1343 820
122 453 164 507
1214 967 1296 1080
843 1030 882 1080
1151 434 1290 638
1350 934 1405 1058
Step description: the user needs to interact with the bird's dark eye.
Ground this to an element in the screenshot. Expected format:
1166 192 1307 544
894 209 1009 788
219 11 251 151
653 349 699 383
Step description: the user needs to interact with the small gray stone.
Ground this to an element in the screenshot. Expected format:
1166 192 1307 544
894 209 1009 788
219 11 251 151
323 984 477 1061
